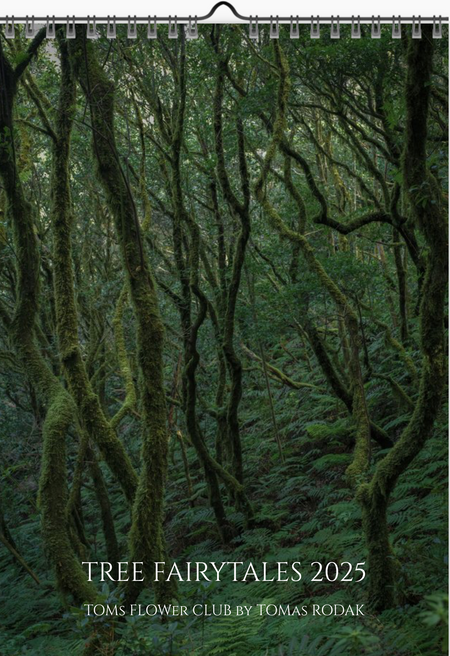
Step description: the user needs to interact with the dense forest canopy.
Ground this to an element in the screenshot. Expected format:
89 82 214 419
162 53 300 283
0 22 448 655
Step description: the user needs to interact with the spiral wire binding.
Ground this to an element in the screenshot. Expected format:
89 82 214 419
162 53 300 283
46 16 56 38
433 16 442 37
331 16 340 38
0 2 446 39
392 16 402 38
168 16 178 38
311 16 320 39
5 16 13 38
148 17 157 39
351 17 361 39
128 16 137 38
290 17 299 39
87 16 97 39
270 16 279 38
249 16 258 39
66 16 75 38
107 16 116 39
371 16 381 38
187 16 198 39
25 16 34 37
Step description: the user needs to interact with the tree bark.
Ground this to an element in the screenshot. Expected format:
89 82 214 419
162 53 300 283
69 31 173 605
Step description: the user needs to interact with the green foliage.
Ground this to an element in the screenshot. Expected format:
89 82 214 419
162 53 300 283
0 21 447 656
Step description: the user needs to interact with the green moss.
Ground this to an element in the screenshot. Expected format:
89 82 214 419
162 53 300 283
110 286 137 429
249 34 450 613
38 389 97 604
51 36 137 505
356 26 447 612
69 31 172 605
0 35 95 604
357 482 397 611
253 38 371 487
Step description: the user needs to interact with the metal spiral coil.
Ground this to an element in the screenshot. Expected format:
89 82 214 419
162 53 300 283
1 2 445 40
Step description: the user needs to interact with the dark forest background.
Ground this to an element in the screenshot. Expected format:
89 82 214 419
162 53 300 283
0 22 448 655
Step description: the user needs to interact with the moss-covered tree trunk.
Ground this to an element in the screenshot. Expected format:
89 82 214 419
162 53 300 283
357 25 447 611
50 34 137 506
0 32 95 605
69 32 173 604
87 445 121 571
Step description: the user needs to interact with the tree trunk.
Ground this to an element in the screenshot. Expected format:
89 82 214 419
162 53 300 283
69 31 173 605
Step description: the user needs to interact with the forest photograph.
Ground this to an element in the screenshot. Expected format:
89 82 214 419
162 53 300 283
0 20 448 656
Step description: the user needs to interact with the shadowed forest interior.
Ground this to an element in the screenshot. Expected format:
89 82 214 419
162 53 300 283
0 21 448 656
